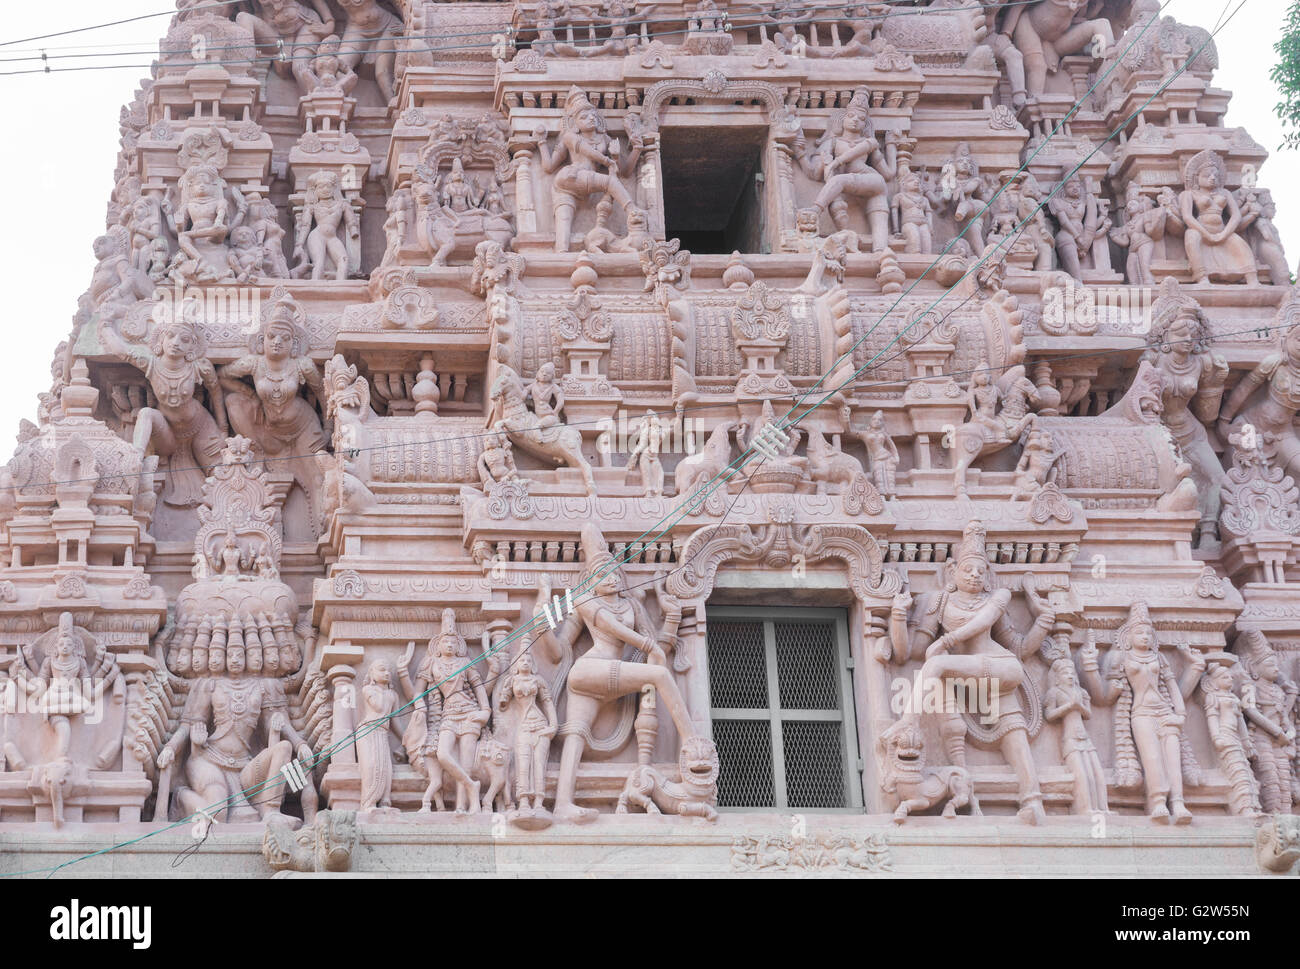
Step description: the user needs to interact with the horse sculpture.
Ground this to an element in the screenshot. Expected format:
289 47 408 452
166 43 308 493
487 364 596 494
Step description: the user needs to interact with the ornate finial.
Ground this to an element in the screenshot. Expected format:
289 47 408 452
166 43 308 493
722 251 755 290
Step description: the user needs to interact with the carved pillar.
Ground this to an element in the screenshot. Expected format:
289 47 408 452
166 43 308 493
511 147 538 235
325 661 360 767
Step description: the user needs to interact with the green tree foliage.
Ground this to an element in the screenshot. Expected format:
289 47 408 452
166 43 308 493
1273 0 1300 149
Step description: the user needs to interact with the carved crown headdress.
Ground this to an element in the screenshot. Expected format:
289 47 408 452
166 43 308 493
579 521 617 582
1183 148 1227 189
954 519 988 565
563 86 603 131
1114 601 1155 650
1149 277 1205 344
255 288 308 355
435 607 468 656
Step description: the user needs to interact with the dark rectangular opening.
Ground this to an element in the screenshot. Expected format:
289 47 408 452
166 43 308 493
661 125 767 254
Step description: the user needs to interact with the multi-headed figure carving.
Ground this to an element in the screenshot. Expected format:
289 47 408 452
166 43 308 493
219 291 328 529
294 171 359 281
534 87 646 253
156 439 319 826
1173 150 1259 286
885 520 1054 823
1143 279 1228 546
97 302 228 508
399 610 492 814
538 524 697 823
1234 629 1296 815
1078 610 1204 824
797 87 898 251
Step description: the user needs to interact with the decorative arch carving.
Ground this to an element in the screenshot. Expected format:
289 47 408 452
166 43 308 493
667 510 900 605
639 75 794 129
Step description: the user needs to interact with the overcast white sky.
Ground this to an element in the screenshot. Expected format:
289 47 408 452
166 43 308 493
0 0 1293 465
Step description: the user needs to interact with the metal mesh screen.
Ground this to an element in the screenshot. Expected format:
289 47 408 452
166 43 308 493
707 621 768 708
781 720 846 809
774 621 841 710
713 719 775 807
708 613 854 810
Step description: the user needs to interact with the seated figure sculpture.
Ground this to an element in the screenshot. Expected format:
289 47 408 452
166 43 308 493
236 1 335 95
1003 0 1115 101
1173 150 1259 286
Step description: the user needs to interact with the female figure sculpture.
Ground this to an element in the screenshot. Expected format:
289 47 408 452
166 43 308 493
1175 150 1259 286
859 409 899 498
1078 608 1204 823
1234 629 1296 814
1143 280 1229 546
166 163 237 285
356 659 403 812
293 171 360 281
1043 653 1108 814
399 611 491 814
534 86 645 253
1218 301 1300 484
496 651 558 821
98 307 228 507
886 519 1053 823
219 294 328 526
1199 663 1262 817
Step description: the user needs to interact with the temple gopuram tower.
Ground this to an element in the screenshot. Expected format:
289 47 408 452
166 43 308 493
0 0 1298 877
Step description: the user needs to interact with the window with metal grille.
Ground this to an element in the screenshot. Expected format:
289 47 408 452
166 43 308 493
706 608 861 811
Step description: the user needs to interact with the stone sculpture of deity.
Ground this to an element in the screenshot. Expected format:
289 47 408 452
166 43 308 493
885 519 1054 823
219 292 328 529
293 171 360 281
1143 280 1228 546
1173 150 1259 286
797 86 898 252
537 524 695 823
1078 608 1205 824
533 86 647 253
97 304 228 508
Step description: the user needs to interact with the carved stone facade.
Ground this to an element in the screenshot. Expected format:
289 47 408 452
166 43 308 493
2 0 1298 877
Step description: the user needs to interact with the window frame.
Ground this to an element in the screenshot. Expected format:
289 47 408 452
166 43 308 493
705 605 863 813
